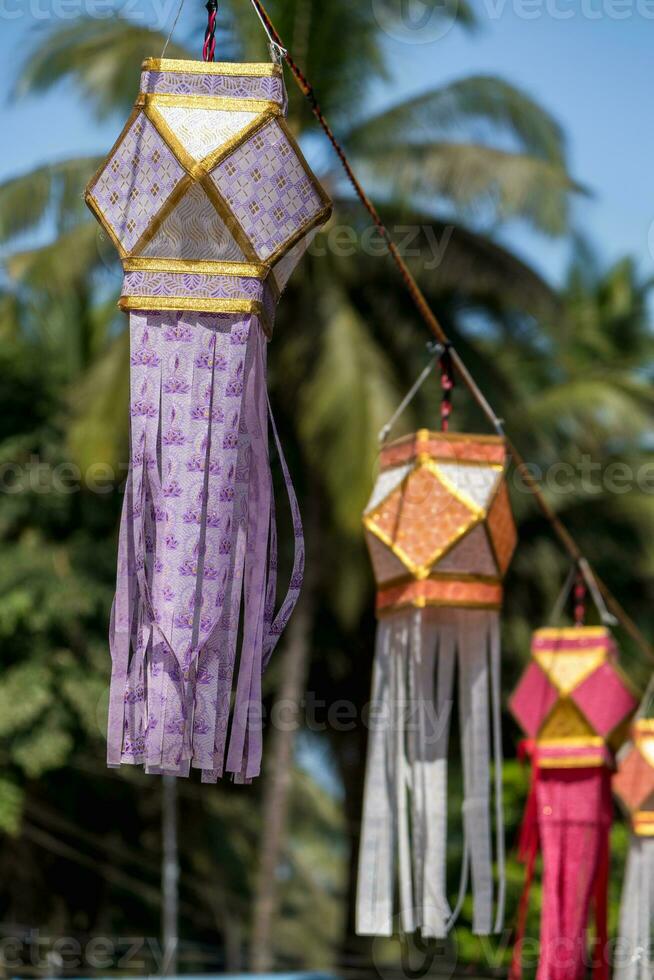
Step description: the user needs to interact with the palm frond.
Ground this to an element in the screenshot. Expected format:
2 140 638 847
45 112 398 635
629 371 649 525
351 142 581 234
15 19 191 119
371 0 477 31
521 379 653 446
346 76 568 164
67 328 129 476
6 222 108 294
297 287 401 534
0 158 100 244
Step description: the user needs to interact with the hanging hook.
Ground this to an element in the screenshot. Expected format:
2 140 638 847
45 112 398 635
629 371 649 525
577 558 619 627
247 0 287 60
549 565 576 625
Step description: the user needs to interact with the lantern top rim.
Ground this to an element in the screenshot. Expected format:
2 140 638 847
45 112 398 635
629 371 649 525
142 58 283 78
386 428 507 448
379 429 509 471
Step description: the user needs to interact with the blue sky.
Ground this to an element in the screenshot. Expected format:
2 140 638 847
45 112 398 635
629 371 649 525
2 3 654 285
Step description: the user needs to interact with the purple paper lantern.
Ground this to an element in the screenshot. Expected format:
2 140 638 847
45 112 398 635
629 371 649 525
86 57 331 782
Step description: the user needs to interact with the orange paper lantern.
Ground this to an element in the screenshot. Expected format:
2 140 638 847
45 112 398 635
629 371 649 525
357 429 516 939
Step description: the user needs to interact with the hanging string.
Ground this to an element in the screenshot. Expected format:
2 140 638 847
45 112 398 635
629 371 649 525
203 0 218 62
160 0 186 58
377 342 443 445
637 674 654 719
243 0 654 666
246 0 286 60
549 560 618 628
439 345 455 432
549 565 577 626
577 558 618 628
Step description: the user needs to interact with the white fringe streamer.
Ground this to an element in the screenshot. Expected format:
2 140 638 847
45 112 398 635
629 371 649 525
356 606 505 938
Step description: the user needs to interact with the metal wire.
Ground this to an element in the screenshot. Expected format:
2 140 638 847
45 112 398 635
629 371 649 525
378 342 443 445
160 0 186 57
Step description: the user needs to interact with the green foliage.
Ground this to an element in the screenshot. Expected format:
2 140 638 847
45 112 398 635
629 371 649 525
0 663 52 739
0 158 101 244
298 286 401 534
0 777 23 836
15 21 191 119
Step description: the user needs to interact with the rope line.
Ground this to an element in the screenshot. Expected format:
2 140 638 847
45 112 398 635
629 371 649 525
246 0 654 665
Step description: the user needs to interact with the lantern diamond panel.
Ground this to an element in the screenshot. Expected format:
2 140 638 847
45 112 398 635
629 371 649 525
364 464 479 578
91 112 187 254
210 119 326 262
573 661 639 739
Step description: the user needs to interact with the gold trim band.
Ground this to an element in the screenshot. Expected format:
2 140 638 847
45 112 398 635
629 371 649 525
119 296 263 316
537 755 606 769
119 295 273 339
142 59 283 77
376 570 503 590
534 646 611 659
633 812 654 836
534 627 609 640
136 92 281 114
538 736 605 748
123 257 270 278
415 428 506 446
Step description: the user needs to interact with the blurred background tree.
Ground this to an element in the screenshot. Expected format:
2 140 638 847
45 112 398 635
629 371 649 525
0 2 653 977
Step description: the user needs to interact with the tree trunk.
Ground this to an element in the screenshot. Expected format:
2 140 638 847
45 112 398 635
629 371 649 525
249 500 318 973
161 775 179 976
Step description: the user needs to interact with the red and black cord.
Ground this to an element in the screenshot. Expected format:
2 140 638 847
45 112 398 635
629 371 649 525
439 345 455 432
574 568 587 627
203 0 218 61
